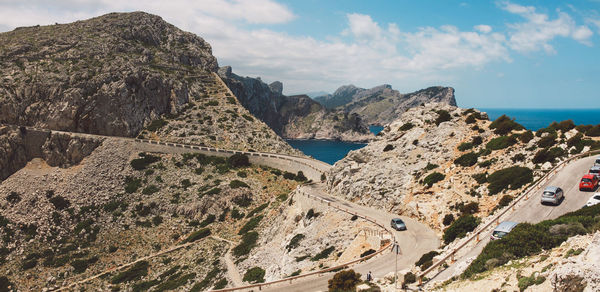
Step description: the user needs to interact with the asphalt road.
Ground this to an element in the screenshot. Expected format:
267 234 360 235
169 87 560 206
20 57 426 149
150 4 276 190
429 155 599 283
259 184 440 292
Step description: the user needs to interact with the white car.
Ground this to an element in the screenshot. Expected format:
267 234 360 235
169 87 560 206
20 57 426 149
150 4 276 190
585 193 600 207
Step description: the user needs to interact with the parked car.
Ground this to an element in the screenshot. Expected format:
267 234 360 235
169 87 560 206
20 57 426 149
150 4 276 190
390 218 407 231
491 221 519 240
541 186 564 205
585 193 600 207
589 166 600 180
579 174 599 191
595 156 600 167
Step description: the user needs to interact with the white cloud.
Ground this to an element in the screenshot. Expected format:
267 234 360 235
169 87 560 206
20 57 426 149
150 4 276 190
344 13 382 41
475 24 493 33
500 1 594 53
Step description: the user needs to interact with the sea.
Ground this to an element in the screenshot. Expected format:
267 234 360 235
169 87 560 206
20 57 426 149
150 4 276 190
287 109 600 165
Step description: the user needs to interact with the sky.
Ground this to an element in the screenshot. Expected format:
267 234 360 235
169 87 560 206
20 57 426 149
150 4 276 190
0 1 599 108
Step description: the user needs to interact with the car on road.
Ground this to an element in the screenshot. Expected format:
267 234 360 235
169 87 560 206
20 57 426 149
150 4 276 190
579 174 599 191
541 186 564 205
390 218 407 231
589 166 600 180
491 221 519 241
585 193 600 207
595 156 600 167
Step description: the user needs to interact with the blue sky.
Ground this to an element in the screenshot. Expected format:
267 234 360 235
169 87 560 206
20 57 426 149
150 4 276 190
0 0 599 108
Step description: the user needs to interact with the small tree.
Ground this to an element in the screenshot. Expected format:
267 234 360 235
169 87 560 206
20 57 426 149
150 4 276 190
328 269 361 292
228 153 250 168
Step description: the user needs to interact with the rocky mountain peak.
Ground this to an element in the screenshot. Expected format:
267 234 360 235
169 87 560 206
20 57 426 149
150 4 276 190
269 81 283 95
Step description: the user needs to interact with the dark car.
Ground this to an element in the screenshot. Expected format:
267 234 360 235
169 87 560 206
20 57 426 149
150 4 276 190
390 218 407 231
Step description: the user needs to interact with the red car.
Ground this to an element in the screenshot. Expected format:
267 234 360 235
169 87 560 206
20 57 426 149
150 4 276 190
579 174 599 191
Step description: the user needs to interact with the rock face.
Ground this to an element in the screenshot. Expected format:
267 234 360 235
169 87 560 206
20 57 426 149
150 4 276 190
315 85 457 126
0 12 217 137
218 67 372 142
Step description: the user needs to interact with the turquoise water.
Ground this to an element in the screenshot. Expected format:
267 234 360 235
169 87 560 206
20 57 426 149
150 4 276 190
286 139 366 165
369 125 384 135
480 108 600 131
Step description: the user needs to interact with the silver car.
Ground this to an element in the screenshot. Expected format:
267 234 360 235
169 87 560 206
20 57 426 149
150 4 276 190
390 218 407 231
541 186 564 205
589 166 600 180
491 221 518 240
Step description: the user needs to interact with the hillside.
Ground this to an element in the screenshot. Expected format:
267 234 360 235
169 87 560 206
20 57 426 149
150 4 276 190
315 85 457 126
218 66 372 142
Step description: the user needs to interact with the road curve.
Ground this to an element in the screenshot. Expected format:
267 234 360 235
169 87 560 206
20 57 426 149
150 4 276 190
2 124 440 291
429 154 599 283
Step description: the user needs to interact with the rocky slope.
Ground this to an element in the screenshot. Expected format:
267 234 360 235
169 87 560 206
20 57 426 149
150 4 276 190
315 85 457 126
218 66 372 142
327 103 598 233
0 12 295 155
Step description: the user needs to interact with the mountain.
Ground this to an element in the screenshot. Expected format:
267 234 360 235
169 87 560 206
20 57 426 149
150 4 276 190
218 66 372 142
315 84 457 125
304 91 329 98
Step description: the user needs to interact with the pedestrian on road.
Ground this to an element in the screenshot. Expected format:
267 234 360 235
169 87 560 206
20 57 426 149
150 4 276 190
367 271 372 282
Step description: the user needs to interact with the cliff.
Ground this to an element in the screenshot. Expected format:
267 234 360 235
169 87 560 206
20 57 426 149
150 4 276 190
315 84 457 125
218 66 372 142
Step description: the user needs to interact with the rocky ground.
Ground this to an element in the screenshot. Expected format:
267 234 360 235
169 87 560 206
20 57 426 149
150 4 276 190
0 137 303 291
327 102 597 234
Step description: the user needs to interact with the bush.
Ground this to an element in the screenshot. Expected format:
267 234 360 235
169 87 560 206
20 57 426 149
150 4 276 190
283 172 296 180
399 123 414 131
454 152 479 167
246 203 268 218
286 234 306 251
511 153 526 162
486 135 518 150
537 134 557 148
295 171 307 182
383 144 394 152
403 272 416 285
360 249 376 258
472 136 483 146
311 246 335 261
549 120 575 132
238 215 263 235
425 163 438 171
435 110 452 126
6 192 20 204
532 147 565 164
228 153 250 168
518 273 546 291
520 130 534 143
465 114 476 124
489 115 524 135
213 278 228 289
586 125 600 137
472 173 487 184
130 153 160 170
229 180 249 189
111 261 149 284
443 215 480 244
199 214 216 228
233 194 252 207
416 251 440 269
204 187 222 196
464 204 600 278
22 259 37 270
457 142 473 151
124 176 142 193
142 185 159 195
487 166 533 195
182 228 211 243
146 119 168 132
233 232 259 257
306 208 320 220
460 202 479 215
498 195 514 208
0 276 13 292
423 172 445 187
70 256 98 273
443 214 455 226
49 196 71 210
328 270 361 291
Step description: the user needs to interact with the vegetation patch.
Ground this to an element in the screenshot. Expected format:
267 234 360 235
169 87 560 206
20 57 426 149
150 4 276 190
246 203 268 218
454 152 479 167
328 270 361 291
489 115 524 135
182 228 211 243
311 246 335 261
383 144 394 152
486 135 518 150
435 110 452 126
457 142 473 151
443 214 480 244
124 176 142 193
49 195 71 210
400 123 414 131
146 119 168 132
238 215 263 235
487 166 533 195
229 180 249 189
463 204 600 278
243 267 265 283
130 153 161 170
228 153 250 168
286 234 306 251
532 147 566 164
416 250 440 270
111 261 149 284
423 172 445 187
233 231 258 257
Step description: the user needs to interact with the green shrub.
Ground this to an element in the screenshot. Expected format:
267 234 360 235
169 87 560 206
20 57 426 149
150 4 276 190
111 261 149 284
486 135 518 150
532 147 566 164
460 202 479 215
181 179 192 189
246 203 268 218
154 273 197 291
242 114 254 122
49 196 71 210
435 110 452 126
231 208 244 219
238 215 263 235
423 172 445 187
443 214 455 226
70 256 98 273
6 192 21 204
360 249 376 258
511 153 526 162
586 125 600 136
454 152 479 167
498 195 514 208
130 153 161 170
311 246 335 261
289 270 301 277
213 278 228 289
142 185 159 195
549 120 575 132
204 187 221 196
228 153 250 168
286 234 306 251
472 136 483 145
306 208 320 220
22 258 37 270
146 119 168 132
518 273 546 291
233 231 259 257
443 215 480 244
487 166 533 195
243 267 265 283
465 114 476 124
233 195 252 207
457 142 473 151
0 276 13 292
383 144 394 152
400 123 414 131
472 173 487 184
124 176 142 193
199 214 216 228
537 134 557 148
295 171 307 182
229 180 249 189
283 172 296 180
182 228 211 243
328 270 361 292
489 115 524 135
416 251 439 270
425 163 438 171
520 131 534 143
403 272 416 285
